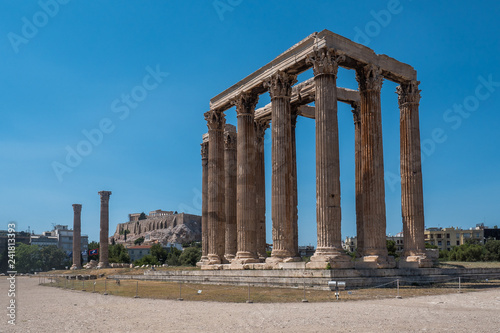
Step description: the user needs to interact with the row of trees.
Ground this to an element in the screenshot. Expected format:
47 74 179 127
439 240 500 262
12 244 70 273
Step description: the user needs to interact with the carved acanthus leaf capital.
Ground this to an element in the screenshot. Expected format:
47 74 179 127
200 141 209 159
72 204 82 213
264 70 297 99
231 91 259 116
254 119 270 141
306 48 345 77
396 81 421 107
98 191 112 202
355 64 384 92
224 131 237 150
204 109 226 131
351 102 361 125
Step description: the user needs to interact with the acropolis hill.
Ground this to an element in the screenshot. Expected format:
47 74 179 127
111 210 201 246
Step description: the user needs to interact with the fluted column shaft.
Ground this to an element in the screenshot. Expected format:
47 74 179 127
352 103 364 256
200 140 209 261
98 191 111 268
397 81 426 256
356 65 388 258
224 126 237 260
234 92 260 263
291 112 299 256
72 204 82 269
255 120 270 260
266 70 298 260
205 110 226 264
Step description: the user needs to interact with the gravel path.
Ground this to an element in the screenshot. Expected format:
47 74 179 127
2 277 500 332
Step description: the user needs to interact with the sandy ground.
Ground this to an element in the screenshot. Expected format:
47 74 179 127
1 277 500 333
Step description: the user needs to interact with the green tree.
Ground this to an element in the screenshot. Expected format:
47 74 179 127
139 212 147 220
166 246 182 266
109 244 130 263
134 254 159 266
179 247 201 266
150 244 168 264
134 237 145 245
16 244 40 273
484 240 500 261
386 240 397 257
123 229 130 241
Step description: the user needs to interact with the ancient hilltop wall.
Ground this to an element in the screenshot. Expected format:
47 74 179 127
112 213 201 245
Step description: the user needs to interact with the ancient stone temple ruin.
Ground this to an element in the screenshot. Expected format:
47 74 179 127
200 30 430 270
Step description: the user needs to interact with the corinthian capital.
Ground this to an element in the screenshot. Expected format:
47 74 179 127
264 70 297 99
396 81 421 107
200 141 209 159
98 191 112 202
72 204 82 213
254 119 270 141
355 64 384 92
306 47 345 77
231 91 259 116
204 109 226 131
224 131 237 150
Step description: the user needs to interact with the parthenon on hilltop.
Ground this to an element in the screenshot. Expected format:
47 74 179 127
199 29 431 270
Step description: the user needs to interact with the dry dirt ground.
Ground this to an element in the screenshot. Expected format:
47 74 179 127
2 277 500 333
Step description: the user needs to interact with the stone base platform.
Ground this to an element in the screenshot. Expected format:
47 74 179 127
109 267 500 289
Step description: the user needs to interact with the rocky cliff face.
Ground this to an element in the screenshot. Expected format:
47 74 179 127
111 213 201 245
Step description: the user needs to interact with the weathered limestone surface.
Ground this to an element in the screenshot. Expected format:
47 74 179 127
352 102 364 257
205 110 226 264
265 70 300 263
98 191 111 269
224 124 237 261
200 139 209 263
233 92 260 264
307 48 352 269
71 204 82 270
355 65 394 268
211 30 416 112
255 119 269 260
205 30 428 270
397 81 430 268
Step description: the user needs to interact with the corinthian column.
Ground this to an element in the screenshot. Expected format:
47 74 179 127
265 70 300 263
199 137 209 265
224 124 237 261
204 110 226 264
71 204 82 269
352 102 364 257
232 92 260 264
397 81 430 267
291 111 299 257
98 191 111 268
306 48 352 268
255 119 270 260
355 64 394 268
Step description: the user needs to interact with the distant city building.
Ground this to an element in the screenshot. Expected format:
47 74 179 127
424 225 486 251
127 245 152 262
0 230 31 250
344 233 404 253
30 225 89 263
127 243 183 262
298 245 315 257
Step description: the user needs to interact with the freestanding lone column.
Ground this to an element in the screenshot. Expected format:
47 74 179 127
71 204 82 269
265 70 300 263
351 102 364 257
199 137 209 265
255 119 270 260
204 110 226 264
224 124 237 261
355 64 394 268
233 92 260 264
397 81 430 267
98 191 111 268
307 48 352 268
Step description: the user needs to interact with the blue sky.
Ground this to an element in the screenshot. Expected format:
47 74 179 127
1 1 499 245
